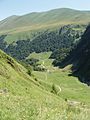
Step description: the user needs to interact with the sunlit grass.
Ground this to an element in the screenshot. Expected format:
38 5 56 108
0 50 90 119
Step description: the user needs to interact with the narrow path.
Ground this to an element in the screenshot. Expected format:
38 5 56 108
57 86 62 94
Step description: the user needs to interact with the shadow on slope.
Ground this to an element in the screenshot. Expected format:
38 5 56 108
61 25 90 85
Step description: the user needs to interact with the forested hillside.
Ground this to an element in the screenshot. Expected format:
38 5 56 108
0 25 85 62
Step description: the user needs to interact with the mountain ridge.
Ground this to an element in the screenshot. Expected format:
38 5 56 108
0 8 90 32
1 8 90 21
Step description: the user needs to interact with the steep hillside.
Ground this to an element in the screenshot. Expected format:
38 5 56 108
0 49 90 119
0 49 34 93
0 49 65 119
71 25 90 85
57 25 90 85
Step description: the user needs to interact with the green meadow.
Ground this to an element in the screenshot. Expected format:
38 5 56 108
0 50 90 120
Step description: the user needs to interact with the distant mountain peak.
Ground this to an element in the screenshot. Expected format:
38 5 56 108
0 8 90 33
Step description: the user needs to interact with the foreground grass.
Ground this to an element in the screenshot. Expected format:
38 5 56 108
0 50 90 119
0 94 90 120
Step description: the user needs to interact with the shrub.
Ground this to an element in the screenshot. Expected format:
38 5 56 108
27 69 32 76
51 84 59 95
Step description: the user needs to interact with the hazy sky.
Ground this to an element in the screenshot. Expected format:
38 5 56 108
0 0 90 20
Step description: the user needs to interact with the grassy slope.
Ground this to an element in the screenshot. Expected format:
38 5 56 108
0 50 64 120
0 8 90 43
0 50 90 119
32 52 90 119
1 8 90 31
28 52 90 105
